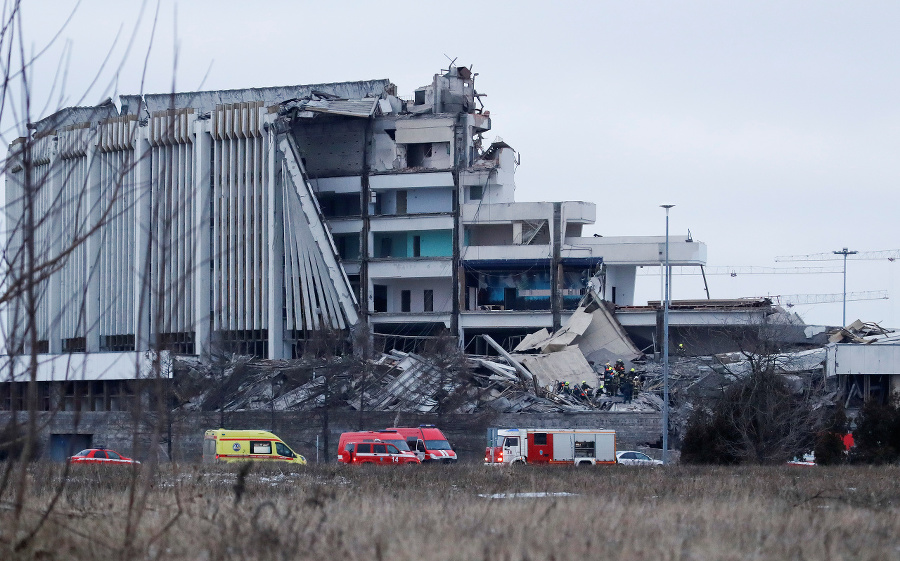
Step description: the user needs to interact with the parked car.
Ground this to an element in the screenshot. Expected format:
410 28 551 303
69 448 140 465
787 452 816 466
615 451 663 466
339 440 421 465
336 430 413 462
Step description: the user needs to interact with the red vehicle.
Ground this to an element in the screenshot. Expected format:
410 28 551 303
69 448 140 466
338 439 420 465
386 425 457 463
484 428 616 466
337 430 413 461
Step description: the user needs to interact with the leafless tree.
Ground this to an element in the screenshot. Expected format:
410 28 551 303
0 2 195 556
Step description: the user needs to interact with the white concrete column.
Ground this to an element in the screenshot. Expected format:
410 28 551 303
84 137 102 353
47 141 62 354
193 123 212 356
266 124 285 359
133 134 152 351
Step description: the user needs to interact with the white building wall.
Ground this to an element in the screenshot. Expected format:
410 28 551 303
604 265 637 306
374 277 453 314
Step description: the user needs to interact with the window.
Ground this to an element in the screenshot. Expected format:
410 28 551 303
504 437 519 447
424 289 433 312
504 287 517 310
374 285 387 313
92 451 108 459
533 433 547 445
396 190 407 215
276 442 294 457
470 184 483 201
106 450 121 459
401 290 411 312
424 440 452 451
382 439 410 451
386 444 400 454
356 443 372 454
413 235 421 257
373 444 387 454
379 237 393 258
250 441 272 454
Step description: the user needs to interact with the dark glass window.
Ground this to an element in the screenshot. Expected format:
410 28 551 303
401 290 411 312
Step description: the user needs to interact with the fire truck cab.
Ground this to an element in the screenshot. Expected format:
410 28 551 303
485 428 616 466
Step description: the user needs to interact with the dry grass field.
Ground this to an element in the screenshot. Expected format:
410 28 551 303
2 462 900 560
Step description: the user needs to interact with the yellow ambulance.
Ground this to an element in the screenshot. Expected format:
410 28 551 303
203 429 307 465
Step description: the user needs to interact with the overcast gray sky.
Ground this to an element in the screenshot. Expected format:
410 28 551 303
12 0 900 328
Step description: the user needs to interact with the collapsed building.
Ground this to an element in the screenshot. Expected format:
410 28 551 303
1 65 706 401
3 65 895 461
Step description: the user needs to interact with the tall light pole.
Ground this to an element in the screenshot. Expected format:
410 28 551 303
833 247 857 327
661 204 674 465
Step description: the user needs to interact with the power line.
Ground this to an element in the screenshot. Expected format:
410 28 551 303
637 265 843 276
775 249 900 262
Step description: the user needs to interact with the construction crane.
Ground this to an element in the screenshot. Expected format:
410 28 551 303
768 291 889 308
775 248 899 325
775 249 900 262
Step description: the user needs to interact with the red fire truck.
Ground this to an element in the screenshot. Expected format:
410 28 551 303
484 428 616 466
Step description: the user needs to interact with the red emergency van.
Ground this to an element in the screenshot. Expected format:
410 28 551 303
386 425 457 463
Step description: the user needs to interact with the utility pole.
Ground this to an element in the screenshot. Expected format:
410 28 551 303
660 204 674 465
833 247 857 327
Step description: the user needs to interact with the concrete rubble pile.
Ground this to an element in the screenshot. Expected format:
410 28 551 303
171 348 600 415
828 319 899 344
172 308 888 420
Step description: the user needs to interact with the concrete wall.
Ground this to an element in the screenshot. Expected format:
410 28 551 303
605 265 638 306
407 188 452 214
379 278 453 313
2 410 661 464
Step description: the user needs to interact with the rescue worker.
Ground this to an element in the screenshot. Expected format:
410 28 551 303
563 381 571 395
555 380 565 394
581 381 593 398
572 384 587 401
630 368 640 398
614 359 625 374
677 342 686 356
607 371 619 397
622 375 634 404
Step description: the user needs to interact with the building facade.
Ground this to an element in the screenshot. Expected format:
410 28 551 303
4 65 706 366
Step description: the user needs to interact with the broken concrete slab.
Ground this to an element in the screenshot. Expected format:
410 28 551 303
514 346 598 387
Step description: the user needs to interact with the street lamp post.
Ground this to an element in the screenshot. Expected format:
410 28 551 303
833 247 857 327
660 204 674 465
